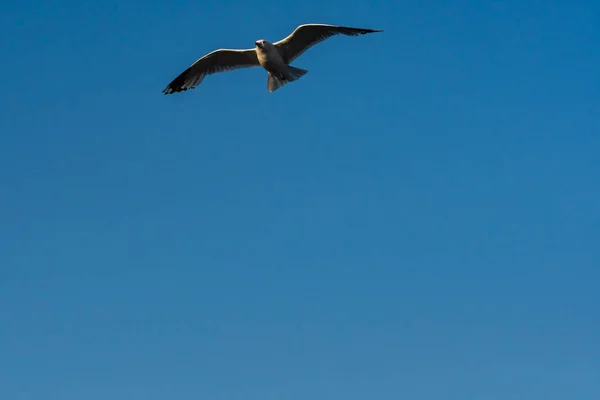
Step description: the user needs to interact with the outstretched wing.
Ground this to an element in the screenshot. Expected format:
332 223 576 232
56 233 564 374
274 24 382 64
162 48 259 94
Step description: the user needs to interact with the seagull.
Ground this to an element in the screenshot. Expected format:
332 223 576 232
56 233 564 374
162 23 382 94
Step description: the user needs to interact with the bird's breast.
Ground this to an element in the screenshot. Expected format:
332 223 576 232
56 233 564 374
256 50 269 67
257 47 284 69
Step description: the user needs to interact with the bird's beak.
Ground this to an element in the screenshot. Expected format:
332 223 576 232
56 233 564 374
255 41 261 48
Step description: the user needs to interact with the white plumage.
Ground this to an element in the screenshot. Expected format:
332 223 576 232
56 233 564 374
162 23 382 94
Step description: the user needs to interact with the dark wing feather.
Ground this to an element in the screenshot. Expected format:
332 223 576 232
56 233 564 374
162 48 259 94
274 24 382 64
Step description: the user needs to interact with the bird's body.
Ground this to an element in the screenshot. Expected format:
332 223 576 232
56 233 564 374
255 41 285 75
255 39 309 91
162 24 382 94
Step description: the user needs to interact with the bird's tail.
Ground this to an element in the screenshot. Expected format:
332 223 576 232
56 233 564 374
267 65 308 92
287 65 308 81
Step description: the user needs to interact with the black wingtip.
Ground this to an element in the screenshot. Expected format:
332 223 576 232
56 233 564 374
339 26 384 36
162 86 191 95
162 67 194 95
162 87 178 95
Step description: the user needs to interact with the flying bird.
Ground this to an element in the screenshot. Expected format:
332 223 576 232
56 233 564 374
162 24 382 94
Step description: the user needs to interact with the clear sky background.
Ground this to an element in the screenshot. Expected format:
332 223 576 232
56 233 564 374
1 1 599 399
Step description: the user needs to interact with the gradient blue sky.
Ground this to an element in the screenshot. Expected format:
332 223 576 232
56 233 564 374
1 1 599 399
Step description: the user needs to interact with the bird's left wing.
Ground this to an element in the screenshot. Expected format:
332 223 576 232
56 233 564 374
274 24 382 64
163 48 259 94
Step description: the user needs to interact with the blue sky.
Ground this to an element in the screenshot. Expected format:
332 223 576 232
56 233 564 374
1 1 599 399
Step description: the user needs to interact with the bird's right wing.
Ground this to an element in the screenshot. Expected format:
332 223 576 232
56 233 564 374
162 48 259 94
274 24 382 64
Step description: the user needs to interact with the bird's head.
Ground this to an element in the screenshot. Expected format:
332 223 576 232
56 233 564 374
254 39 270 50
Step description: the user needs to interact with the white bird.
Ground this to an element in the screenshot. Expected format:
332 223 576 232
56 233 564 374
162 23 382 94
